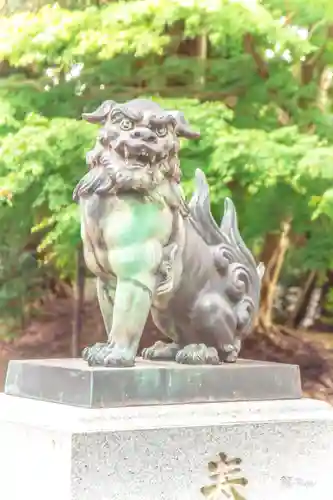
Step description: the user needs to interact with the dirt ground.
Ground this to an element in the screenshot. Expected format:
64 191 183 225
0 298 162 388
1 297 333 403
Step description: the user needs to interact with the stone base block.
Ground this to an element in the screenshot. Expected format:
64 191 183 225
0 394 333 500
4 358 302 407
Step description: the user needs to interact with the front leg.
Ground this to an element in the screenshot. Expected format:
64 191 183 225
96 276 116 334
84 277 153 367
82 276 116 363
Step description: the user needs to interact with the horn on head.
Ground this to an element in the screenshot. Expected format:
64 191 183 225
167 111 200 139
82 100 116 124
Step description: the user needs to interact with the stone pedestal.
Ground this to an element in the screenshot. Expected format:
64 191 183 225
4 357 302 407
1 358 333 500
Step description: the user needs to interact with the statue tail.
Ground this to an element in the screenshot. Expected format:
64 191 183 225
188 168 264 336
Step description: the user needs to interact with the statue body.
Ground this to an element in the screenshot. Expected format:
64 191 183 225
74 98 264 367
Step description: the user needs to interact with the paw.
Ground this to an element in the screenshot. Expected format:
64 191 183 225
221 340 241 363
82 342 135 367
175 343 220 365
82 342 106 362
222 350 238 363
141 341 180 361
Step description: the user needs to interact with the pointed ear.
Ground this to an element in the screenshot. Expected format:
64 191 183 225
167 111 200 139
82 100 116 124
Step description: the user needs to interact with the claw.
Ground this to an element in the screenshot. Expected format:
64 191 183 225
175 344 220 365
82 342 135 367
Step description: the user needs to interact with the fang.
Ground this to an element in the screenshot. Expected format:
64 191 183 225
124 145 129 165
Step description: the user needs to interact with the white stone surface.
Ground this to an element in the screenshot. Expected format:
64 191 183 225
0 393 333 500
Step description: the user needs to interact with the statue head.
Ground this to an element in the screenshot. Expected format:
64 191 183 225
73 99 200 200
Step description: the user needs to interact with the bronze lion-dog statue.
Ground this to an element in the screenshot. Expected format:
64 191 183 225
73 98 264 367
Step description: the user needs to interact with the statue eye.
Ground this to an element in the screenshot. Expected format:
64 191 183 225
120 118 134 131
156 126 167 137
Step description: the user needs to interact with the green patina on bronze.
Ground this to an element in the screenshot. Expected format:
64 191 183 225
115 201 162 246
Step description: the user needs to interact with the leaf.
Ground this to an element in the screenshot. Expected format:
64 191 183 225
313 189 333 221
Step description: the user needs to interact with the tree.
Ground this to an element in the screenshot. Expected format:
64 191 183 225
1 0 333 335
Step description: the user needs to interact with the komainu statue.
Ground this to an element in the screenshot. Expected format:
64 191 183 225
73 98 264 367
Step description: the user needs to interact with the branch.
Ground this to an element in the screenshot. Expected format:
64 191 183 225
241 34 292 123
317 66 333 111
0 77 44 91
241 35 290 123
301 24 333 85
243 33 269 79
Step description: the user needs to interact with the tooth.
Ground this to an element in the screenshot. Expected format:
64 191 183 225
151 155 156 163
124 145 129 164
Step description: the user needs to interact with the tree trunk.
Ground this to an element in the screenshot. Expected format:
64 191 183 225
257 218 292 330
72 243 85 357
314 270 333 332
197 34 207 87
286 271 317 328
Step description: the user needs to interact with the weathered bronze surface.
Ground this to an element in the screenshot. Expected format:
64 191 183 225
4 358 301 408
74 98 264 367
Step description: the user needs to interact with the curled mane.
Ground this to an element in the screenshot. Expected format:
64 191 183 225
73 167 114 201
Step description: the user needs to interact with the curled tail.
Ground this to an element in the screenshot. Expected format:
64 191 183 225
188 168 264 336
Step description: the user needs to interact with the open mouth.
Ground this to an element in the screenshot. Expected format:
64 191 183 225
131 148 154 166
115 141 164 167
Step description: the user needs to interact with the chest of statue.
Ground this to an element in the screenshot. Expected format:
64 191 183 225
81 193 172 248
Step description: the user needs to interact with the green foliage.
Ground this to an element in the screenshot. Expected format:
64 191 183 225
0 0 317 120
0 97 231 273
0 1 313 66
1 0 333 327
0 112 95 274
0 243 41 328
